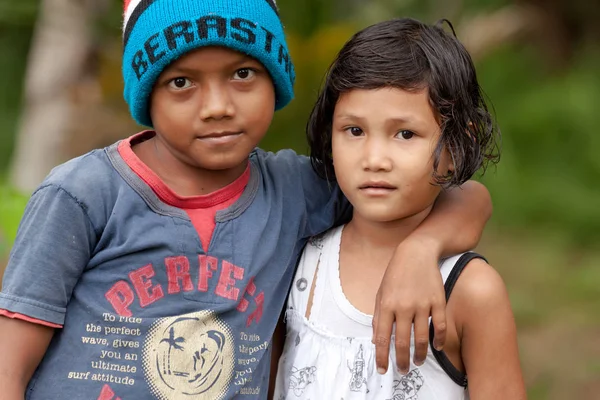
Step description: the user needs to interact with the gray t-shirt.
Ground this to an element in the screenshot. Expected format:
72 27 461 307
0 140 346 399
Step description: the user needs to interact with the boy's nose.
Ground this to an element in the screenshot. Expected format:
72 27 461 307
362 137 393 172
199 83 235 121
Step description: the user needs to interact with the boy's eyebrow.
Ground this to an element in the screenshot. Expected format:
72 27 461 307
168 56 262 75
165 66 202 75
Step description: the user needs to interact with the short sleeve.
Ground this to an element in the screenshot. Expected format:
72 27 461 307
0 184 96 326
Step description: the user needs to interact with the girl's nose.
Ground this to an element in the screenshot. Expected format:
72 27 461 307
362 137 393 172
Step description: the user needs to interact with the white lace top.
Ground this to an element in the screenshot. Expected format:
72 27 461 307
274 225 479 400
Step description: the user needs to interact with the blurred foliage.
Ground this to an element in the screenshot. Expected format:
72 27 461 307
0 0 36 170
0 0 39 26
0 179 27 244
477 45 600 245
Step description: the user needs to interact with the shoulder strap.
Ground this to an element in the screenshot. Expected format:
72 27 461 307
429 252 487 387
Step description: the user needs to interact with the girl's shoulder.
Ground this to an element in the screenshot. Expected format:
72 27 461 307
445 255 511 329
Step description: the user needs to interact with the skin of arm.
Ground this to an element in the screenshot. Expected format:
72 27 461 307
0 317 54 400
372 180 492 374
453 259 527 399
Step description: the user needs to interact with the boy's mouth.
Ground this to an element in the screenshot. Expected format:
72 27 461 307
199 131 243 139
196 131 243 144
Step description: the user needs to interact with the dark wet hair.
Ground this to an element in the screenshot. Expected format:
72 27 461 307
307 18 500 187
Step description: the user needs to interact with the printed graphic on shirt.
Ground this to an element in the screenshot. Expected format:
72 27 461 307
143 311 234 400
348 344 369 393
294 333 301 347
295 277 308 292
103 256 265 328
386 369 425 400
62 252 272 399
307 234 325 250
66 314 143 387
288 366 317 397
98 384 122 400
66 310 269 399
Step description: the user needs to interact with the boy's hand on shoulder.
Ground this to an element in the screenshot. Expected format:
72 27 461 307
372 234 446 375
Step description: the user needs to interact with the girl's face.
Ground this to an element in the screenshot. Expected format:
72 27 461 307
331 87 453 223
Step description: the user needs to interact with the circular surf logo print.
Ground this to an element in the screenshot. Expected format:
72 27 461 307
143 311 234 399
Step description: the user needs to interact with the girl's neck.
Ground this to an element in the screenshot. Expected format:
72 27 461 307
344 205 435 256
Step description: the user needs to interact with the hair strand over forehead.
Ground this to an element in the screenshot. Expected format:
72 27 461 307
307 17 500 188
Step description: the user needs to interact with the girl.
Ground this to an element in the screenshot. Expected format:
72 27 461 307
273 18 526 399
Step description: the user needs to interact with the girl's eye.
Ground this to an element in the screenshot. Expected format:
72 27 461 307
233 68 256 80
346 127 364 137
169 77 192 90
397 130 415 140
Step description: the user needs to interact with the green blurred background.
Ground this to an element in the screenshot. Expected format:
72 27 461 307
0 0 599 398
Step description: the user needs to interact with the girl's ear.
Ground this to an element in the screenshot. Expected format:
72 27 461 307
447 157 455 175
435 146 455 178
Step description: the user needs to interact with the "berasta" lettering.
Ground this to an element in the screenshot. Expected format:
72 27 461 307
130 15 293 84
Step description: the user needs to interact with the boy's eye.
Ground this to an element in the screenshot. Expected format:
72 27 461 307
169 77 192 90
346 127 364 137
396 130 415 140
233 68 256 80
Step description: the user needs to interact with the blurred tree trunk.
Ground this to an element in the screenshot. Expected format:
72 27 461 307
459 4 542 61
9 0 95 192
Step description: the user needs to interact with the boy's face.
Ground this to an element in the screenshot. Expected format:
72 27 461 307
331 87 453 223
149 46 275 174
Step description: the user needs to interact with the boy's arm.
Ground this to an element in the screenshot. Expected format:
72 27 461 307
372 180 492 374
455 259 526 399
0 317 54 399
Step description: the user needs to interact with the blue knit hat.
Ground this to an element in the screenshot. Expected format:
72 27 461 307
122 0 295 127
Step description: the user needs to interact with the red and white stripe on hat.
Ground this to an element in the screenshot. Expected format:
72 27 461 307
123 0 144 32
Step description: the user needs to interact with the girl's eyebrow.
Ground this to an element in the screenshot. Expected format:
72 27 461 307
336 113 419 125
335 113 365 122
386 116 420 125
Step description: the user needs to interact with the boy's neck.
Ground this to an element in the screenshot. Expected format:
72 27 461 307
345 205 435 255
134 134 247 196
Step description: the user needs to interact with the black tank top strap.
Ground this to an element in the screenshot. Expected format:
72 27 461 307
428 252 488 387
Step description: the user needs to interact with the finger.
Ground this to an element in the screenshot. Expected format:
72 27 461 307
394 314 412 375
412 307 430 366
372 293 380 344
431 300 447 351
373 303 394 374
